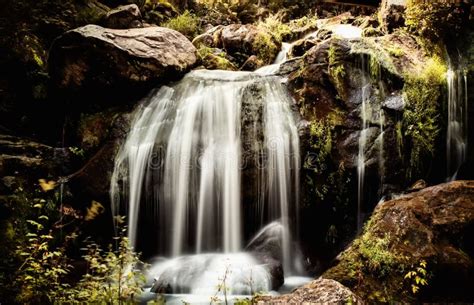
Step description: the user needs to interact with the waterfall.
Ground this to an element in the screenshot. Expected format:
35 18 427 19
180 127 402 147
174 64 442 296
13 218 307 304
356 55 384 231
446 63 468 180
357 56 370 232
110 69 301 291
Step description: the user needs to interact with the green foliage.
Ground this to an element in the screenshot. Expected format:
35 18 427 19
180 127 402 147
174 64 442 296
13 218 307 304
73 227 145 303
68 146 85 157
405 0 465 41
402 57 446 179
197 45 237 70
13 200 74 304
253 32 279 64
256 13 291 43
357 232 396 276
162 10 201 39
307 119 333 176
404 260 429 295
4 184 145 304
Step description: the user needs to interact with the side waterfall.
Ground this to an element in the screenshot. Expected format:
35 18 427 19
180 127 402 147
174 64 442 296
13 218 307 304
356 55 385 231
447 63 468 180
110 69 301 293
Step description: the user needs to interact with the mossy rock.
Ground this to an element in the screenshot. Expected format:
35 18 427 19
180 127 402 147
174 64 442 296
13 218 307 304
323 181 474 303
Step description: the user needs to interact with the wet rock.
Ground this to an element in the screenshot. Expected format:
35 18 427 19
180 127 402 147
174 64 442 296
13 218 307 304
240 55 262 71
49 25 197 93
246 222 286 262
256 278 362 304
383 92 405 111
407 179 428 192
102 4 143 29
323 181 474 302
149 253 282 294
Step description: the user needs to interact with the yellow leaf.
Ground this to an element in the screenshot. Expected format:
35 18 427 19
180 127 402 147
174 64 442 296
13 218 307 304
85 200 105 221
39 179 57 192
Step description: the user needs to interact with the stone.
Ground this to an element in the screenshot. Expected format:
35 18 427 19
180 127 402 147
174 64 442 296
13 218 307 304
102 4 143 29
68 112 131 203
192 24 280 69
0 134 74 182
383 93 405 111
256 278 362 304
379 0 407 33
49 25 197 92
323 181 474 302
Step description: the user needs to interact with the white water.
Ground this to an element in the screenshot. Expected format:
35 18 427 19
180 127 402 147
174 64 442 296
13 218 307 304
111 68 301 292
256 42 292 75
147 253 272 295
356 55 385 231
357 56 370 232
447 66 468 180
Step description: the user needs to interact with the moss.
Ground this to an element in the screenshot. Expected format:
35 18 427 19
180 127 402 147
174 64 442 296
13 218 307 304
162 10 200 40
324 214 412 303
405 0 466 41
402 56 446 179
197 45 237 71
253 32 279 64
386 46 404 58
329 64 346 100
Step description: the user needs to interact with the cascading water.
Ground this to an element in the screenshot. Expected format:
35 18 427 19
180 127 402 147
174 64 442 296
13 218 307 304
357 56 370 232
356 55 385 231
446 63 468 180
110 69 302 296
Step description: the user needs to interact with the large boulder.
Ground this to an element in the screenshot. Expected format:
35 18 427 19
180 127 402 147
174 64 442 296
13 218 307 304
192 24 280 70
323 181 474 303
256 278 362 304
49 25 197 94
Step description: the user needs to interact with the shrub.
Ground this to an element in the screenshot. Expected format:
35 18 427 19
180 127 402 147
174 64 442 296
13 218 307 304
256 13 291 43
162 10 201 39
73 228 145 303
13 200 74 304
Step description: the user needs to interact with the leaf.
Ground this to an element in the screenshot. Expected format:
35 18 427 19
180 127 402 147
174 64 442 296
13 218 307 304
33 203 43 209
85 201 105 221
39 215 49 220
412 285 419 294
39 179 57 192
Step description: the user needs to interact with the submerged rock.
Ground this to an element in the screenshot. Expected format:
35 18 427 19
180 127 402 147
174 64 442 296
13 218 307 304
49 25 197 92
148 253 280 294
256 278 362 304
323 180 474 302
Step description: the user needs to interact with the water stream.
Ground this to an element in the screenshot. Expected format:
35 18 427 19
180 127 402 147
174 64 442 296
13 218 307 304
446 63 468 180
